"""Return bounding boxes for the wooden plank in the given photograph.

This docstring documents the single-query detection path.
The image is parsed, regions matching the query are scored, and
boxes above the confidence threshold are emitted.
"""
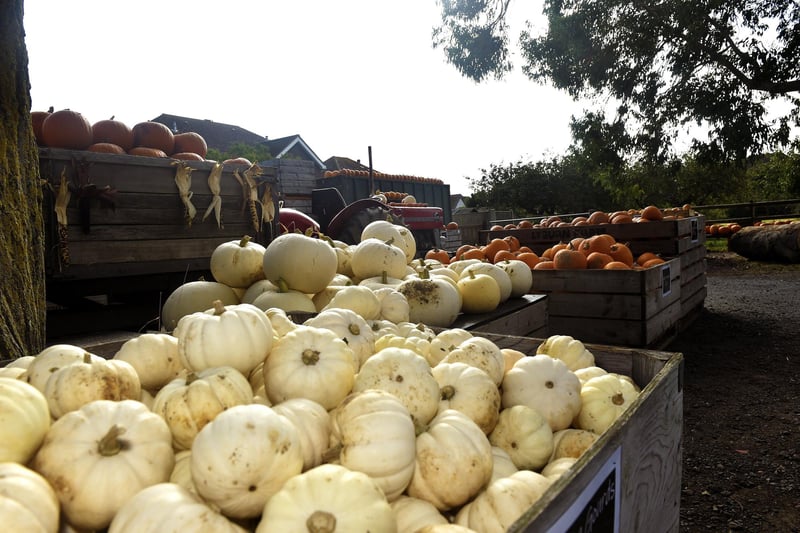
[451,295,547,337]
[547,299,682,347]
[68,237,229,264]
[65,221,253,242]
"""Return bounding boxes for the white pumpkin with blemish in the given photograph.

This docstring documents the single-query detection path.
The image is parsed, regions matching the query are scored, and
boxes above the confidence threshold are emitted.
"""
[489,405,553,471]
[190,404,303,519]
[151,366,254,451]
[210,235,267,288]
[272,398,331,471]
[353,347,440,432]
[113,333,183,391]
[432,362,501,435]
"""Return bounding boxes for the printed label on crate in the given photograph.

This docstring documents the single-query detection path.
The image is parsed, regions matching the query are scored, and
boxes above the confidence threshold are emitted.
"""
[661,264,672,297]
[552,446,621,533]
[690,217,700,242]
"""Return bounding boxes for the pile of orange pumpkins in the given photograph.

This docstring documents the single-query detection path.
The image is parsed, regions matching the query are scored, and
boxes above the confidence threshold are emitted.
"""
[491,205,693,231]
[31,108,209,161]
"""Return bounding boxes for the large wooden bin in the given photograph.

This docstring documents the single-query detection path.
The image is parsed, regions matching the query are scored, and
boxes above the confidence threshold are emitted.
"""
[450,294,548,338]
[530,258,682,347]
[39,148,280,337]
[484,333,683,533]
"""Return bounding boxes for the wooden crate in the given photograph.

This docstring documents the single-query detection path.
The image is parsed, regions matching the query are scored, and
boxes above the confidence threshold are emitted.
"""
[450,294,548,337]
[39,148,280,338]
[530,258,682,347]
[40,148,280,281]
[440,229,462,253]
[479,333,683,533]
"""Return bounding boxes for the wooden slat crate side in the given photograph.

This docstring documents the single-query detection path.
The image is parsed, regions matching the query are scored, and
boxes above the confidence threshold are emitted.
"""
[48,259,213,281]
[679,243,707,267]
[547,298,682,346]
[64,221,254,242]
[465,298,548,337]
[544,284,680,320]
[509,351,683,532]
[604,215,704,240]
[39,148,277,196]
[68,237,233,265]
[625,234,705,256]
[63,203,254,228]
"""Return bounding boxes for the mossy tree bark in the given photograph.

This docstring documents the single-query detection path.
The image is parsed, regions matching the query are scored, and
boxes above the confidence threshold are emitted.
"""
[0,0,47,358]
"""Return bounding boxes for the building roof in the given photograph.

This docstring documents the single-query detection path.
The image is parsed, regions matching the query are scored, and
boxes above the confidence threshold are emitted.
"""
[265,135,326,170]
[152,113,267,152]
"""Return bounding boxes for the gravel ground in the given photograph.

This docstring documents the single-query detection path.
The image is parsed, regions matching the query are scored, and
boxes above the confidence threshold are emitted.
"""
[665,252,800,532]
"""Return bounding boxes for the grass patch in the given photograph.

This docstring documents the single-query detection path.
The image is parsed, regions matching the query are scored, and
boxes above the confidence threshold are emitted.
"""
[705,238,729,253]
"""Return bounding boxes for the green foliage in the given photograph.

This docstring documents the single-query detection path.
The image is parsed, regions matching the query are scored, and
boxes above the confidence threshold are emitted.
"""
[434,0,800,161]
[206,142,272,164]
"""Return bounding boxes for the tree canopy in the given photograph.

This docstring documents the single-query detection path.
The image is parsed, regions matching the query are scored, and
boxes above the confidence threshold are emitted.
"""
[433,0,800,161]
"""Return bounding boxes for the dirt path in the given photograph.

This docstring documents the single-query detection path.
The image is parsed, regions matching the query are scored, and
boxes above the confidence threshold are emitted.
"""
[665,252,800,532]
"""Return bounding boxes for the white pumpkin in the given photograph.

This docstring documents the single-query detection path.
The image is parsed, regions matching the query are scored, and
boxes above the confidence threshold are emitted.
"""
[374,286,411,323]
[191,404,303,519]
[502,354,582,432]
[264,325,356,410]
[459,262,513,303]
[174,301,273,376]
[44,355,142,419]
[328,389,417,501]
[374,333,432,361]
[351,237,409,281]
[549,428,601,462]
[252,287,317,313]
[32,399,174,530]
[490,445,519,483]
[575,373,640,434]
[109,482,247,533]
[541,456,578,480]
[455,470,552,533]
[272,398,331,471]
[440,336,505,387]
[501,348,526,374]
[0,378,50,464]
[25,344,101,393]
[489,405,554,471]
[391,495,450,533]
[428,328,473,366]
[361,220,416,263]
[359,271,405,290]
[113,333,184,391]
[397,276,462,328]
[407,409,493,511]
[240,279,279,304]
[304,307,375,369]
[322,284,382,320]
[160,280,240,332]
[536,334,596,371]
[369,319,401,339]
[0,462,60,533]
[495,259,534,297]
[152,366,254,450]
[263,306,300,338]
[432,362,501,434]
[262,232,338,294]
[256,464,397,533]
[169,450,198,495]
[353,347,440,432]
[210,235,267,288]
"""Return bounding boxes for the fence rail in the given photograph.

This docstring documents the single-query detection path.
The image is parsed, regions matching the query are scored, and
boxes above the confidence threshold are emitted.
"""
[693,198,800,226]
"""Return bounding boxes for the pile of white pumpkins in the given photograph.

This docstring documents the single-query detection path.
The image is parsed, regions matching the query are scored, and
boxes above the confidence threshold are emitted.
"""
[0,222,643,533]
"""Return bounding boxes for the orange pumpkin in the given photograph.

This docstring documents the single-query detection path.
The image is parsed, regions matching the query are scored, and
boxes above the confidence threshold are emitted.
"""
[132,121,175,154]
[641,205,664,221]
[173,132,208,158]
[128,146,168,158]
[30,110,51,145]
[585,252,614,269]
[553,248,588,269]
[533,260,555,270]
[604,261,632,270]
[87,142,126,154]
[41,109,93,150]
[608,243,634,267]
[92,118,134,151]
[425,248,450,264]
[515,252,540,269]
[482,238,511,263]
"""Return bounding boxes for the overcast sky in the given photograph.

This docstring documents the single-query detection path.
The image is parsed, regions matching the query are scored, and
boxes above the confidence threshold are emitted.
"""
[24,1,589,196]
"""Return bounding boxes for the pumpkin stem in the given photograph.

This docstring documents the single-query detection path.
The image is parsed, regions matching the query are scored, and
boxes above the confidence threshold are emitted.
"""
[307,510,336,533]
[301,348,321,366]
[440,384,456,401]
[612,392,625,406]
[83,352,92,364]
[212,299,226,315]
[321,444,342,463]
[185,372,200,385]
[98,424,127,456]
[276,278,290,293]
[381,270,389,284]
[239,235,252,247]
[348,323,360,336]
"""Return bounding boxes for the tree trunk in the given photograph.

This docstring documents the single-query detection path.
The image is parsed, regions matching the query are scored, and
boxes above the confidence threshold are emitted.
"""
[0,0,47,358]
[728,223,800,263]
